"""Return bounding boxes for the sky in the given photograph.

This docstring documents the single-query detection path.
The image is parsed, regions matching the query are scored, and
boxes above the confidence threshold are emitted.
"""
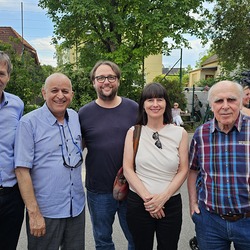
[0,0,211,68]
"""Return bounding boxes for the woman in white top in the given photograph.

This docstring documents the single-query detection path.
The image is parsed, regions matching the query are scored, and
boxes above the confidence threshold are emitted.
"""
[171,102,184,126]
[123,82,189,250]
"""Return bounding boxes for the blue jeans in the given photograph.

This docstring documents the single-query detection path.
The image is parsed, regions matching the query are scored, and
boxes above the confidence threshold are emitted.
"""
[87,190,134,250]
[193,205,250,250]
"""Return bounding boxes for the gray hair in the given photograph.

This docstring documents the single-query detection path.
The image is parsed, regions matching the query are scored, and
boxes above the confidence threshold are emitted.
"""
[207,80,243,105]
[0,51,12,75]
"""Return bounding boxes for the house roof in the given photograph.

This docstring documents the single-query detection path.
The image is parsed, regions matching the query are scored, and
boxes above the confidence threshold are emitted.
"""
[201,54,218,67]
[0,26,39,64]
[162,68,180,75]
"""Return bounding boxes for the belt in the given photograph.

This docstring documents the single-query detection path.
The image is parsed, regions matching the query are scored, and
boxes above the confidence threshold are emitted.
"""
[0,184,18,196]
[220,212,250,222]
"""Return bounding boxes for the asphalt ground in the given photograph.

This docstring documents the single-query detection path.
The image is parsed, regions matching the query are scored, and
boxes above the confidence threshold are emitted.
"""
[17,133,196,249]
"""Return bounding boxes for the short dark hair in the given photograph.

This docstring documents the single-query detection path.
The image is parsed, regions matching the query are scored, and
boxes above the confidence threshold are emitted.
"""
[0,51,12,75]
[89,60,121,81]
[136,82,172,125]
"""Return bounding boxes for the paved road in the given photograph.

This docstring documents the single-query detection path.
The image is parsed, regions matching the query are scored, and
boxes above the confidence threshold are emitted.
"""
[17,134,196,249]
[17,182,194,250]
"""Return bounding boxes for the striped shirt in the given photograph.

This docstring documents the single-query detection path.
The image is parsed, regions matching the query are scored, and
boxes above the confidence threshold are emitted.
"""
[189,113,250,215]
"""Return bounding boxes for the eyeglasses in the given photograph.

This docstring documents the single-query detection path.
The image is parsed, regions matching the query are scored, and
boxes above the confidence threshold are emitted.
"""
[61,148,83,168]
[95,75,117,83]
[59,124,83,168]
[152,132,162,149]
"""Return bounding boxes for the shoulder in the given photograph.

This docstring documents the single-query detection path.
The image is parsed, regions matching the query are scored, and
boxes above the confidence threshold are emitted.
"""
[170,124,187,136]
[67,108,77,116]
[121,97,138,107]
[17,108,43,132]
[120,97,138,115]
[241,107,250,116]
[4,92,24,107]
[78,100,95,113]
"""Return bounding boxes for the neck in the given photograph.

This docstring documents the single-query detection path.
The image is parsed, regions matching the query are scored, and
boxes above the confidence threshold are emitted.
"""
[147,118,165,131]
[218,123,233,134]
[96,96,121,108]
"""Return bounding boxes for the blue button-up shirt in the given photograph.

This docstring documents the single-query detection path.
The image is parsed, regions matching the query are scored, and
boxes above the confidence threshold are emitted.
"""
[0,92,24,187]
[189,113,250,215]
[15,103,85,218]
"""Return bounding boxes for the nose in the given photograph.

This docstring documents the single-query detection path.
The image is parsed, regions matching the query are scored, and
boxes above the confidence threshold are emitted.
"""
[153,99,158,106]
[103,77,110,84]
[222,100,229,108]
[57,90,64,98]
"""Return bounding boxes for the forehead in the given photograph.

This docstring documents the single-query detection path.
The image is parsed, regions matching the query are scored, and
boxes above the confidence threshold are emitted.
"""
[95,64,114,75]
[0,61,8,71]
[212,84,240,101]
[46,77,72,90]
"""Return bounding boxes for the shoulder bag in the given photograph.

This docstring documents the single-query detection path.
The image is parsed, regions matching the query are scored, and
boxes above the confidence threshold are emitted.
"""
[113,125,141,201]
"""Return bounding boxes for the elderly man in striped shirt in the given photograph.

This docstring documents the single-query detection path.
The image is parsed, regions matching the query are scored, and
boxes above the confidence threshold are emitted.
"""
[188,80,250,250]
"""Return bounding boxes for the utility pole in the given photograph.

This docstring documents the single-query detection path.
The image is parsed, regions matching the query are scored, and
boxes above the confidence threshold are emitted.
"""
[21,2,24,62]
[179,48,182,85]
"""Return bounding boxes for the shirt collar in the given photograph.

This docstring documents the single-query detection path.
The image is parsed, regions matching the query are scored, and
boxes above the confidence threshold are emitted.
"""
[0,92,8,107]
[42,103,69,126]
[211,113,242,133]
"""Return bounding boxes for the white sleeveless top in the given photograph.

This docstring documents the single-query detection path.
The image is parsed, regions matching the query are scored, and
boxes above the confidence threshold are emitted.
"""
[132,124,183,195]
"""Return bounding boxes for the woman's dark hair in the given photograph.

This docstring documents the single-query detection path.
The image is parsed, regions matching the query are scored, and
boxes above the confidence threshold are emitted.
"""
[136,82,172,125]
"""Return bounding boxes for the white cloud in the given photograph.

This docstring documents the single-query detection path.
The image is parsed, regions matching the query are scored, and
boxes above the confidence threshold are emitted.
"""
[30,36,57,67]
[30,36,55,52]
[163,37,212,69]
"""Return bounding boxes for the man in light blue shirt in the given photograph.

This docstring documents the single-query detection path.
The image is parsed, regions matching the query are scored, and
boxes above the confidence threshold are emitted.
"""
[0,51,24,249]
[15,73,85,249]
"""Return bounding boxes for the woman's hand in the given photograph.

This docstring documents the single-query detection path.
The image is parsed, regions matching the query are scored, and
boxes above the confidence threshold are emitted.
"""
[144,194,166,218]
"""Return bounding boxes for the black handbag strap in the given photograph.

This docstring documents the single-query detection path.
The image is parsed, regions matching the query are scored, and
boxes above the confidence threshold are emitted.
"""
[133,125,142,169]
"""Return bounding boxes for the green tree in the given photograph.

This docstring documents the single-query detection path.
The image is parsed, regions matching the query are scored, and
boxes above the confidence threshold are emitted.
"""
[207,0,250,71]
[195,48,215,68]
[154,74,187,110]
[0,41,56,113]
[39,0,212,99]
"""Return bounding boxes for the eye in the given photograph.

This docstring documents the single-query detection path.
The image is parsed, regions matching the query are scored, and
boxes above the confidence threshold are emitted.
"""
[157,98,164,102]
[62,90,70,94]
[107,76,117,81]
[95,76,106,82]
[227,98,237,103]
[214,99,223,104]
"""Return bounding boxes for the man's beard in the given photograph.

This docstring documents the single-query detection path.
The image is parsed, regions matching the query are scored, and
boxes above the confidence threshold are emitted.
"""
[98,87,118,101]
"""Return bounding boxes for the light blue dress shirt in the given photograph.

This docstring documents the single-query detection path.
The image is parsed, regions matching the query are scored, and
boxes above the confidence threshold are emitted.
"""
[0,91,24,187]
[14,103,85,218]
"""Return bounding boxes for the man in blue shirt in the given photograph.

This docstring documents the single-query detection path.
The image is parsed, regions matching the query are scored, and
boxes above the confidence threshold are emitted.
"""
[15,73,85,249]
[0,51,24,250]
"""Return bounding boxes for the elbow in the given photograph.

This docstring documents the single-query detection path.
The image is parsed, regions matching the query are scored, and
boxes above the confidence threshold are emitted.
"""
[15,167,29,180]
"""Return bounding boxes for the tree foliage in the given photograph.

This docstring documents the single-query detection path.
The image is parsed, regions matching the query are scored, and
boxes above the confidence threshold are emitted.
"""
[207,0,250,71]
[39,0,212,99]
[195,48,215,68]
[0,41,56,113]
[154,74,187,110]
